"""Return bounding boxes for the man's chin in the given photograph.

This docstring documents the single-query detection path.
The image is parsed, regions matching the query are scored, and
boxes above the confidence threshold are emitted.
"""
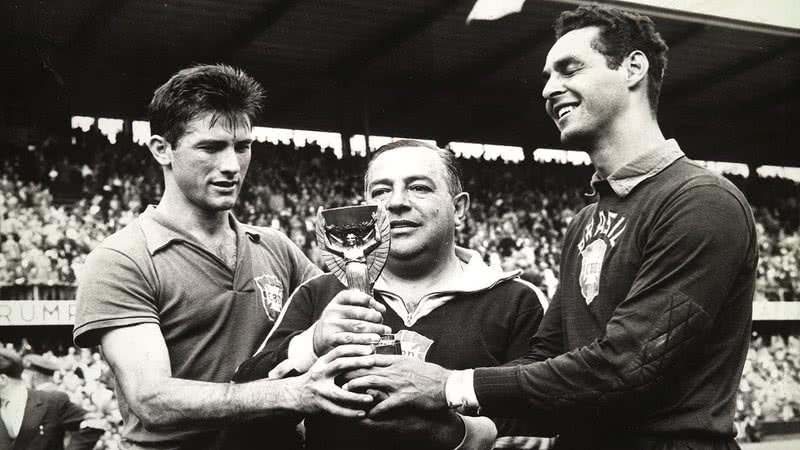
[559,128,592,150]
[388,246,423,263]
[204,199,237,212]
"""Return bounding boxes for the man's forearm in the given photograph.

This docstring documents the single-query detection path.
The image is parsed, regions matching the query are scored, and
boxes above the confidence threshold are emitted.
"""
[131,376,304,429]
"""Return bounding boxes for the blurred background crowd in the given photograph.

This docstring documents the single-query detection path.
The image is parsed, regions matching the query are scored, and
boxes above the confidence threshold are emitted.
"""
[1,126,799,447]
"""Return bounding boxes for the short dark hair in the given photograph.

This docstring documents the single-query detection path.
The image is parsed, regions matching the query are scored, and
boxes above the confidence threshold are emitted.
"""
[0,348,23,379]
[148,64,265,146]
[555,4,669,112]
[365,139,463,196]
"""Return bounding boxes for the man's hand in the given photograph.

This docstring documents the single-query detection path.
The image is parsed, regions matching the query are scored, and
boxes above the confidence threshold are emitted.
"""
[289,344,378,417]
[341,355,451,416]
[313,289,391,356]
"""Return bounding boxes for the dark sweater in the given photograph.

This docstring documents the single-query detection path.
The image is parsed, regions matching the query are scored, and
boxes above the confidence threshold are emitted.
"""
[473,155,757,449]
[235,255,547,449]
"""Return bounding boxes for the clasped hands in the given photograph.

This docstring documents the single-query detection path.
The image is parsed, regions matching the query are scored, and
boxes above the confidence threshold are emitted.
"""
[286,289,461,444]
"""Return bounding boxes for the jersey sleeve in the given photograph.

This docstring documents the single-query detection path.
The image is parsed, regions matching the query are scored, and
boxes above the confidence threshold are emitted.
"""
[473,183,757,431]
[73,245,159,348]
[272,229,322,290]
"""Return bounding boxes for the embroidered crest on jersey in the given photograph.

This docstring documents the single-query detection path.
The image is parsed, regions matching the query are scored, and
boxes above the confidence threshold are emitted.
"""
[577,209,627,305]
[254,274,284,321]
[395,329,434,360]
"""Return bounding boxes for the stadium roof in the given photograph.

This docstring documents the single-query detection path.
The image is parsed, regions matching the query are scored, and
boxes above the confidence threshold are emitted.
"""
[3,0,799,166]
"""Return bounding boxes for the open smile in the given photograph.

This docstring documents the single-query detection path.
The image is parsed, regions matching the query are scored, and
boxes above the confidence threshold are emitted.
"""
[552,102,579,123]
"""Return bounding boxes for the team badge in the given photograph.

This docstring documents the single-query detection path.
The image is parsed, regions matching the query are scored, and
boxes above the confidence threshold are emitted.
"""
[395,329,434,360]
[254,274,284,321]
[579,239,607,305]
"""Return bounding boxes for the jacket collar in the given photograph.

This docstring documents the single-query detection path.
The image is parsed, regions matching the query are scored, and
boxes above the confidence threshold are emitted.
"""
[374,247,519,327]
[589,139,684,198]
[373,247,519,296]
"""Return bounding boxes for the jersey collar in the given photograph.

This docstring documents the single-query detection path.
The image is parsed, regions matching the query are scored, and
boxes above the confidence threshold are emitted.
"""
[138,205,259,255]
[589,139,685,198]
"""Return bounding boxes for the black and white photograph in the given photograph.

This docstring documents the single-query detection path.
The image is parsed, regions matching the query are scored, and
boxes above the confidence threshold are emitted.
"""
[1,1,799,449]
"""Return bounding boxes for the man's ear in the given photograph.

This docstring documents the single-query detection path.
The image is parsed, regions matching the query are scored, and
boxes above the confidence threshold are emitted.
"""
[453,192,470,228]
[148,135,173,167]
[624,50,649,90]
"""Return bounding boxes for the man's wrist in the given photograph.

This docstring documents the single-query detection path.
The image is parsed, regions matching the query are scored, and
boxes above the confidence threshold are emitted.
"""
[274,375,306,414]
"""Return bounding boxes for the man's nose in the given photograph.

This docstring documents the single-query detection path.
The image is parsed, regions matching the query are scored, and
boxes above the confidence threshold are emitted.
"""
[542,74,565,100]
[218,147,240,175]
[386,188,410,210]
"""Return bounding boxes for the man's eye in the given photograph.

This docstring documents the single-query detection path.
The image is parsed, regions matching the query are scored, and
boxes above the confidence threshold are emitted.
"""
[235,144,251,153]
[410,185,432,192]
[370,189,389,197]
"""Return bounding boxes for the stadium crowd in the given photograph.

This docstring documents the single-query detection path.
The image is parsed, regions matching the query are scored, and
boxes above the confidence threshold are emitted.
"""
[1,127,799,445]
[2,126,798,301]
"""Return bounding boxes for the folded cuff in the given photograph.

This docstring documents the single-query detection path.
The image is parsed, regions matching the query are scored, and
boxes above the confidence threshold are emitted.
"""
[455,415,498,450]
[446,369,480,409]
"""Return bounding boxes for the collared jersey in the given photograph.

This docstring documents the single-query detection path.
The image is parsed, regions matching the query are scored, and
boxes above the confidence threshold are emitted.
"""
[472,140,758,449]
[73,206,320,448]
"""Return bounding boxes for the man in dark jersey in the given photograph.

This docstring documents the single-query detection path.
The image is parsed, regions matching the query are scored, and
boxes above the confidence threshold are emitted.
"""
[73,64,378,450]
[341,5,758,450]
[234,140,551,449]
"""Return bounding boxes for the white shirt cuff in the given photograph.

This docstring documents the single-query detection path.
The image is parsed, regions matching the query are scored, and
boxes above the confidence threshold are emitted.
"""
[454,415,497,450]
[446,369,480,409]
[286,323,319,373]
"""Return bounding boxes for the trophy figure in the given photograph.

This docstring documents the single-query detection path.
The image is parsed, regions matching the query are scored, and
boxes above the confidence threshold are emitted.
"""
[315,204,390,294]
[317,204,400,356]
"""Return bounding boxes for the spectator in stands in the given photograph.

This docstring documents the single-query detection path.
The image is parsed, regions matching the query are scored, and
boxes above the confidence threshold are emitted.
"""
[0,348,103,450]
[73,64,377,450]
[23,354,62,391]
[342,5,758,449]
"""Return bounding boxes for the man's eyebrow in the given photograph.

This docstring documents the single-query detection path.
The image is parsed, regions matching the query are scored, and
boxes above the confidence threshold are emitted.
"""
[193,137,254,146]
[193,139,229,147]
[367,175,435,189]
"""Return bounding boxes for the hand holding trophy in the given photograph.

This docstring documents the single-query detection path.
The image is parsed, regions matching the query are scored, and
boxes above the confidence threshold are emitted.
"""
[316,205,400,355]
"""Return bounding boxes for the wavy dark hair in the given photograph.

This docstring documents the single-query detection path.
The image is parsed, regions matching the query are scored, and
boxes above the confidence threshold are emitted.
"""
[555,4,669,113]
[148,64,265,146]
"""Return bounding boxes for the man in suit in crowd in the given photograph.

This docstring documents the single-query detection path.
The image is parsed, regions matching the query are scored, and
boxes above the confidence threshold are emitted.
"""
[0,348,103,450]
[22,355,61,392]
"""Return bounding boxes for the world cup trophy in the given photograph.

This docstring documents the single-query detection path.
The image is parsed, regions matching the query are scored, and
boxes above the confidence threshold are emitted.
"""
[316,204,400,354]
[315,204,390,293]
